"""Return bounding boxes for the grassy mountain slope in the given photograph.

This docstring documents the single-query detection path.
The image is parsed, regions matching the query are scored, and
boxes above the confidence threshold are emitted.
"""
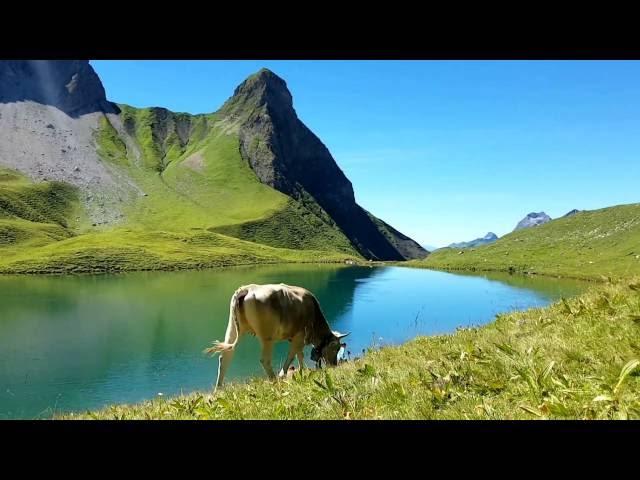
[0,227,354,274]
[409,204,640,280]
[216,68,427,261]
[104,107,358,253]
[0,168,80,250]
[0,105,361,273]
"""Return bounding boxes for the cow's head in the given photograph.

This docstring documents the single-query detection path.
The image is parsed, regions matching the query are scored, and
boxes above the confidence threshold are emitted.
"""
[311,331,350,367]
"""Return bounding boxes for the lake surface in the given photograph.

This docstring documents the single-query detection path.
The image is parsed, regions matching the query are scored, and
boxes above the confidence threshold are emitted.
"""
[0,265,588,419]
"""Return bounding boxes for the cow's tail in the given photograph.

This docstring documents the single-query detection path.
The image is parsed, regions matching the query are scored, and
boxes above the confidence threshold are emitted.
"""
[203,287,247,356]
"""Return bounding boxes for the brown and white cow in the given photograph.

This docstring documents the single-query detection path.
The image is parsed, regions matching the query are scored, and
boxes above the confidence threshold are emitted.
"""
[204,283,349,389]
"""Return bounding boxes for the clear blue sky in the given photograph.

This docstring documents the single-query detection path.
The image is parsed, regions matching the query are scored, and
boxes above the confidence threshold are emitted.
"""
[91,60,640,248]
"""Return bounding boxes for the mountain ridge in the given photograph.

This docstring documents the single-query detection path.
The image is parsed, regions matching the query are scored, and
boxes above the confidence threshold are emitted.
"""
[218,68,424,260]
[448,232,498,249]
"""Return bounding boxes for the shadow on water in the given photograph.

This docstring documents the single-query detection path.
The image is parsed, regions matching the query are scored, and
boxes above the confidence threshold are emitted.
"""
[442,270,590,299]
[0,264,379,419]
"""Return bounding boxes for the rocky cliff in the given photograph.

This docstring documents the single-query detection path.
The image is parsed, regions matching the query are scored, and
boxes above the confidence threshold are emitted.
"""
[218,68,426,260]
[513,212,551,231]
[0,60,118,117]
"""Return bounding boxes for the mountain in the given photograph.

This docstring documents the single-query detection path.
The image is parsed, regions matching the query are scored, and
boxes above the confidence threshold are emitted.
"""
[415,203,640,280]
[422,244,439,252]
[216,68,425,261]
[448,232,498,249]
[0,61,426,273]
[563,209,581,217]
[0,60,118,117]
[513,212,551,231]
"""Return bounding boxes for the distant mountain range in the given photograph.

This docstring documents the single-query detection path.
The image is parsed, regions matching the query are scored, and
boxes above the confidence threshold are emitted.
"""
[512,210,581,232]
[447,232,498,249]
[430,208,582,253]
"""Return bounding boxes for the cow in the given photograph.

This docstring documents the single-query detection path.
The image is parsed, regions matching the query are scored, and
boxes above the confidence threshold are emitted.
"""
[203,283,350,389]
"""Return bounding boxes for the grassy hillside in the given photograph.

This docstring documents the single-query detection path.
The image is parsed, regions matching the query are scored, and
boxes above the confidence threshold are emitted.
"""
[0,228,355,274]
[0,168,80,250]
[62,278,640,420]
[410,204,640,280]
[0,106,361,273]
[211,198,356,254]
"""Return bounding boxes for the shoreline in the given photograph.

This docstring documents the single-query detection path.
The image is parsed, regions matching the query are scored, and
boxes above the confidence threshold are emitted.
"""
[0,253,379,277]
[0,258,368,277]
[399,261,608,283]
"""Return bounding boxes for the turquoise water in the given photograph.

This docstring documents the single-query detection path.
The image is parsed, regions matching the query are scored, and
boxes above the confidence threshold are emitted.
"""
[0,265,587,419]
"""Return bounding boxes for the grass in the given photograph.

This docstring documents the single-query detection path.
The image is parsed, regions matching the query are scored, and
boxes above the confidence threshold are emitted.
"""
[98,107,361,257]
[0,168,82,228]
[211,198,356,254]
[0,167,80,252]
[60,277,640,420]
[100,111,291,231]
[0,228,359,274]
[411,203,640,281]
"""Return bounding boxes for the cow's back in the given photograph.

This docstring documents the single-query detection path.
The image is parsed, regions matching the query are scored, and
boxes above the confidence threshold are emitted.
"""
[238,284,315,340]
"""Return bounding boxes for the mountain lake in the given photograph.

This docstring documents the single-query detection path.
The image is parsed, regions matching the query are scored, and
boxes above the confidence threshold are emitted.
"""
[0,264,589,419]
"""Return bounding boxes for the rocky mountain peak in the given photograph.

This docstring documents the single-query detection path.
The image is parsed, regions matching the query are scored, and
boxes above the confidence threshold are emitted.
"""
[220,68,293,120]
[217,68,427,261]
[513,211,552,231]
[0,60,117,117]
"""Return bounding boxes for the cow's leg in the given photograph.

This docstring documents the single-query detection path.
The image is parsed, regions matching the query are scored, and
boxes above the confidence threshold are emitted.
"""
[279,335,305,377]
[216,349,235,389]
[279,347,297,378]
[259,339,276,380]
[297,351,305,370]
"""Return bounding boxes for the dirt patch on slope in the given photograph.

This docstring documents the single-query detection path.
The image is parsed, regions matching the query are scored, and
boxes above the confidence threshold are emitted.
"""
[182,151,205,172]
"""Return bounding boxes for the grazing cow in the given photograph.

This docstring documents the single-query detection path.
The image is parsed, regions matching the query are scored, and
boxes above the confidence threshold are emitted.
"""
[204,283,350,389]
